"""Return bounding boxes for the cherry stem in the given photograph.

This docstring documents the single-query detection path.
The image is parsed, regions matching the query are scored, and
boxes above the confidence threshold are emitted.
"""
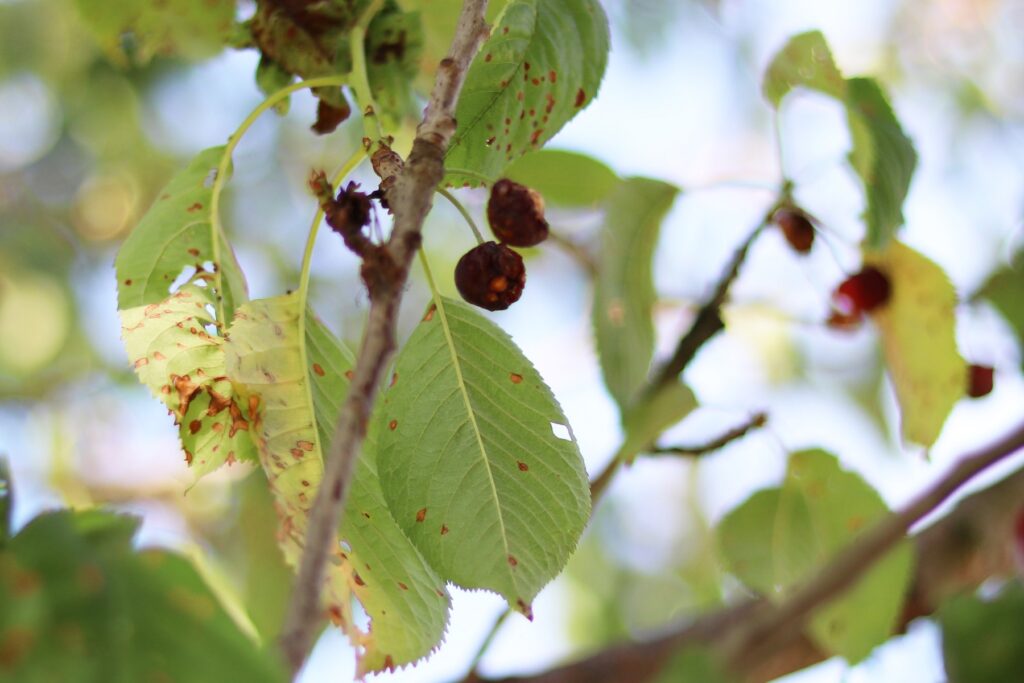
[438,187,486,245]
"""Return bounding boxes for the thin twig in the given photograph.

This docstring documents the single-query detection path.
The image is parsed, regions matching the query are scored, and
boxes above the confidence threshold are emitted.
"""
[644,204,781,399]
[459,419,1024,683]
[278,1,490,675]
[548,230,598,277]
[649,412,767,457]
[461,608,512,682]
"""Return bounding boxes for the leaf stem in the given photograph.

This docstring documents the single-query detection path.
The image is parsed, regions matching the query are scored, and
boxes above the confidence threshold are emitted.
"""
[350,0,386,142]
[209,75,349,325]
[438,187,485,244]
[462,608,511,681]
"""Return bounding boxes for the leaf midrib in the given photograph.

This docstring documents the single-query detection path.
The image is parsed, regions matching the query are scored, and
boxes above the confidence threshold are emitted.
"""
[431,297,517,593]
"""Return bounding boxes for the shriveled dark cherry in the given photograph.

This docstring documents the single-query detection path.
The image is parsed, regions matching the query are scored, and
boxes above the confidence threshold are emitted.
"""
[966,364,994,398]
[834,266,892,315]
[487,179,549,247]
[773,207,815,254]
[455,241,526,311]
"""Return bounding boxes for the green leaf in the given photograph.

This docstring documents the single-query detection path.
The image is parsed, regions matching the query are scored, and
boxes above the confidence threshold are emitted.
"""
[503,149,619,207]
[762,30,847,106]
[867,240,965,446]
[255,56,294,115]
[377,297,590,616]
[0,510,283,683]
[979,249,1024,371]
[717,450,913,663]
[763,32,917,249]
[444,0,610,186]
[592,178,680,410]
[619,380,697,464]
[73,0,236,65]
[223,294,449,674]
[940,583,1024,683]
[115,146,248,318]
[119,284,257,479]
[366,7,424,126]
[845,78,918,250]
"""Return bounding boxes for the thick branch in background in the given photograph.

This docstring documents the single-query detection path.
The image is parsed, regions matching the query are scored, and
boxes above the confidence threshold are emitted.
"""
[469,420,1024,683]
[278,1,490,675]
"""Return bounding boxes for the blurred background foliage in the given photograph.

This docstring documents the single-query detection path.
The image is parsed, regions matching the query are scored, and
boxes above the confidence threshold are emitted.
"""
[1,0,1023,681]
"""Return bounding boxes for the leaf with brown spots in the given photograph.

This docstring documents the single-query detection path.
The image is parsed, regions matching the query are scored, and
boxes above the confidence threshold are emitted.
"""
[115,146,248,318]
[444,0,610,186]
[717,450,912,662]
[119,283,257,480]
[224,294,450,675]
[866,241,965,446]
[377,297,590,617]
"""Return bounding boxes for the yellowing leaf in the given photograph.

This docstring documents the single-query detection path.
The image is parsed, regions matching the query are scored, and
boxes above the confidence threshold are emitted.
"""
[867,241,965,446]
[224,295,449,674]
[119,283,256,478]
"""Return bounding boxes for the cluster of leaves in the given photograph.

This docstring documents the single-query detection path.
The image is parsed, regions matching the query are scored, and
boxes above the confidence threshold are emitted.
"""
[13,0,1021,680]
[90,0,612,675]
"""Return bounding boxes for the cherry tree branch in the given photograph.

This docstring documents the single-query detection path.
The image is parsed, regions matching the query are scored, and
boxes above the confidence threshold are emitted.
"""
[650,412,767,457]
[466,418,1024,683]
[278,1,490,674]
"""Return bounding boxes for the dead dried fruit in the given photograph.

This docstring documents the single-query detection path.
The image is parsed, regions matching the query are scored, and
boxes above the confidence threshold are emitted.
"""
[454,241,526,311]
[773,207,815,254]
[487,179,549,247]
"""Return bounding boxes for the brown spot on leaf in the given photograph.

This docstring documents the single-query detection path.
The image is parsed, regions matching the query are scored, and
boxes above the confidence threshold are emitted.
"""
[423,304,436,321]
[187,247,201,257]
[575,88,586,107]
[388,419,398,431]
[530,128,544,145]
[440,524,449,535]
[517,461,529,472]
[328,605,345,626]
[509,372,523,384]
[124,279,133,286]
[183,449,193,465]
[189,420,202,434]
[134,357,149,368]
[187,202,203,212]
[549,70,557,82]
[352,571,365,586]
[297,440,314,451]
[344,370,354,381]
[361,511,371,519]
[397,582,408,591]
[390,372,398,387]
[383,655,395,672]
[312,363,325,376]
[484,53,492,62]
[508,555,518,567]
[291,448,304,460]
[416,508,427,522]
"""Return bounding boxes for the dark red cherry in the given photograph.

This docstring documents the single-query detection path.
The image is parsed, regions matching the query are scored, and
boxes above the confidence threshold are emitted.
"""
[834,266,892,315]
[966,364,994,398]
[454,241,526,311]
